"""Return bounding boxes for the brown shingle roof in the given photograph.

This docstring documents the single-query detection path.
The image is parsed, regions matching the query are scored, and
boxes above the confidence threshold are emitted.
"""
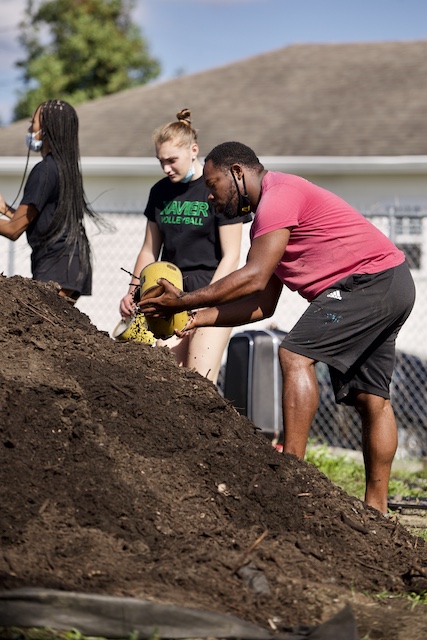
[1,40,427,157]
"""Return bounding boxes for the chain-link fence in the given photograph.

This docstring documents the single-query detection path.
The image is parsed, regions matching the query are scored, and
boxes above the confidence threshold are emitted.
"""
[311,352,427,459]
[219,334,427,461]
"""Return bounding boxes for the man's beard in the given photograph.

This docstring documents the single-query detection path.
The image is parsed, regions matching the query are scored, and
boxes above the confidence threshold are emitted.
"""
[221,185,241,219]
[222,202,241,219]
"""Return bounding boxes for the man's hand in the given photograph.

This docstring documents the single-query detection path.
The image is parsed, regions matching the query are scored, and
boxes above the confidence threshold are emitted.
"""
[139,278,185,317]
[174,311,199,337]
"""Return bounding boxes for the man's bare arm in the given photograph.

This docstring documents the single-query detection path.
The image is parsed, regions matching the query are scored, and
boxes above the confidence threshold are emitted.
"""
[139,228,290,314]
[178,274,284,334]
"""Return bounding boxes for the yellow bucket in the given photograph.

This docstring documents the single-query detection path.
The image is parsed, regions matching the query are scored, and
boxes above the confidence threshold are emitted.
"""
[139,261,189,339]
[112,313,156,345]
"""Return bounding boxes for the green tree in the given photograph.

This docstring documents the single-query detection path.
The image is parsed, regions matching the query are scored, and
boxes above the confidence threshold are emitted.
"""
[14,0,161,120]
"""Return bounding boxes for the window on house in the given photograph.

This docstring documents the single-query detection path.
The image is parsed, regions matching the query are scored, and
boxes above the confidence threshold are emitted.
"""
[395,217,422,236]
[363,205,424,271]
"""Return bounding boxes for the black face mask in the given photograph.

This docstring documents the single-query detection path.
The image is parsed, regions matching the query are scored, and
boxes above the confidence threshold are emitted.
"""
[231,169,251,215]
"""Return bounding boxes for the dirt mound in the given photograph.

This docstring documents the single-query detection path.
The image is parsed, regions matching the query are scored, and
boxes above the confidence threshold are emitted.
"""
[1,274,427,639]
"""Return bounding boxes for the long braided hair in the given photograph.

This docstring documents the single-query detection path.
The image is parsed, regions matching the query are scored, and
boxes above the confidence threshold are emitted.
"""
[35,100,100,282]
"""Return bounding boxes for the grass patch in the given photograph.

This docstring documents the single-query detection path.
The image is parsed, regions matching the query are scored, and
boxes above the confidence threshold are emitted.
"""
[306,444,366,500]
[305,442,427,507]
[370,590,427,609]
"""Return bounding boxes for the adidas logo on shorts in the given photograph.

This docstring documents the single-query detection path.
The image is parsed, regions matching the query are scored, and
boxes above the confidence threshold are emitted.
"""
[326,290,342,300]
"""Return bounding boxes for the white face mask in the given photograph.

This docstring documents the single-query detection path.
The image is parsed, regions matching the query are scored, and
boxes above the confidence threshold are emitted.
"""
[25,130,43,152]
[180,160,195,183]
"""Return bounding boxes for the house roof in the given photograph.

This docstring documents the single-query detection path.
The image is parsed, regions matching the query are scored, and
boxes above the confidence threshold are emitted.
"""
[1,40,427,158]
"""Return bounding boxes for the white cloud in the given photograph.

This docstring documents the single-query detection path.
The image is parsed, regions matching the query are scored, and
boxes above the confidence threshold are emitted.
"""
[0,0,26,38]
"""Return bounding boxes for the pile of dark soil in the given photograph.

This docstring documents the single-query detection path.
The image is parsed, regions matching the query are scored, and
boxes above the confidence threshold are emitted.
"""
[1,275,427,639]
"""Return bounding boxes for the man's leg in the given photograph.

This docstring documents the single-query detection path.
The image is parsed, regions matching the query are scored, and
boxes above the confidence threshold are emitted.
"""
[278,348,319,457]
[353,391,397,515]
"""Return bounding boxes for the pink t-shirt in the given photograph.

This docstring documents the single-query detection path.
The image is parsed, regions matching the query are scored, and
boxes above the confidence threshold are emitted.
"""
[250,172,405,301]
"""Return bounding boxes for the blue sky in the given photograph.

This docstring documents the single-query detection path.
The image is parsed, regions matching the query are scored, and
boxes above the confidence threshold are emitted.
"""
[1,0,427,125]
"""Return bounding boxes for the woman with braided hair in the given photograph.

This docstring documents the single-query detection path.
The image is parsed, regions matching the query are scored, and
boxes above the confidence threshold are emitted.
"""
[119,108,251,383]
[0,100,99,302]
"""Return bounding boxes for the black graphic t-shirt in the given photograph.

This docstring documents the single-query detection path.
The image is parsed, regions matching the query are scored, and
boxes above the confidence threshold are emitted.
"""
[144,176,252,279]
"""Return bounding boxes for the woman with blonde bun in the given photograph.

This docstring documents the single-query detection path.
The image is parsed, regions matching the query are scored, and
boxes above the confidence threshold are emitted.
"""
[120,108,251,383]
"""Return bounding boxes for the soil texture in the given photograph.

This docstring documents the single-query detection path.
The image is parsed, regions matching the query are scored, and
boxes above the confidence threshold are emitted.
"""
[1,275,427,639]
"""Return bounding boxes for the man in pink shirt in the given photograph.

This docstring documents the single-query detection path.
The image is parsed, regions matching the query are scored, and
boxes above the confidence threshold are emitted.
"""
[140,141,415,517]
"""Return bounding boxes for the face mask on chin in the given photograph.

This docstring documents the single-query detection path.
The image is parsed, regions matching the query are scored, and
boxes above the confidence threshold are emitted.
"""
[180,160,195,183]
[25,131,43,152]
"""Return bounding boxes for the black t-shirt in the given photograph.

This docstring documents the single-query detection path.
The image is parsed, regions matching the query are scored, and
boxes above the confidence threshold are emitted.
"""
[22,154,68,255]
[144,176,252,274]
[20,153,91,294]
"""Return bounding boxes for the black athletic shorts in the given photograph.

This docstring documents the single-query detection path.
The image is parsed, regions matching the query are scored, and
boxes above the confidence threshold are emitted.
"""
[280,262,415,405]
[181,268,215,293]
[32,253,92,296]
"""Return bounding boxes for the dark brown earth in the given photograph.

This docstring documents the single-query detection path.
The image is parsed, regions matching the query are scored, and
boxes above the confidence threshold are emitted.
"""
[1,274,427,639]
